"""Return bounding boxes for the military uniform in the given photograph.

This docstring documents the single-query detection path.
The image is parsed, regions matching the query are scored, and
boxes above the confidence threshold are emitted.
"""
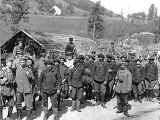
[39,61,60,120]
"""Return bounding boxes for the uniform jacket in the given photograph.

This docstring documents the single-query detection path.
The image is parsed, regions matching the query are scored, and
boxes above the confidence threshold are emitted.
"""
[28,66,38,86]
[85,62,95,76]
[68,63,86,88]
[12,46,24,57]
[106,61,117,81]
[144,63,158,81]
[132,65,144,83]
[92,61,108,82]
[115,69,132,93]
[65,42,76,53]
[39,66,61,94]
[15,66,35,93]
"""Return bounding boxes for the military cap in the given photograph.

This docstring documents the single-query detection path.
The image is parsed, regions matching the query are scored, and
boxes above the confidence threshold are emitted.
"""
[69,37,73,41]
[44,60,53,65]
[125,59,130,63]
[73,59,79,65]
[120,55,126,59]
[19,56,27,61]
[106,54,112,59]
[27,58,34,64]
[6,58,14,62]
[135,58,141,62]
[97,53,105,58]
[78,55,85,60]
[89,55,95,60]
[148,56,155,61]
[53,58,60,64]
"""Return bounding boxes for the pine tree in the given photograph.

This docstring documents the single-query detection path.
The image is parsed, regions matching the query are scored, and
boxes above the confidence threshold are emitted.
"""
[147,4,155,21]
[88,1,105,42]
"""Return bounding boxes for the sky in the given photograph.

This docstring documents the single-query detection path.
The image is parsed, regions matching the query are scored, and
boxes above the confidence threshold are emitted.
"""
[90,0,160,17]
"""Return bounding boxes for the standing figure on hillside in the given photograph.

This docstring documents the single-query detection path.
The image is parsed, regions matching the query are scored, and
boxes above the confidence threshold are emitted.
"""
[115,62,132,117]
[68,59,86,112]
[92,54,108,108]
[65,38,77,58]
[39,60,60,120]
[105,54,117,101]
[12,40,24,58]
[107,42,116,56]
[144,56,158,102]
[15,57,35,120]
[132,59,144,103]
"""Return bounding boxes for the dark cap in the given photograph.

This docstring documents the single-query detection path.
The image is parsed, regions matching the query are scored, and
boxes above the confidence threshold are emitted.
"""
[135,58,141,62]
[148,56,155,61]
[59,56,66,62]
[111,42,114,44]
[27,58,34,64]
[69,37,73,41]
[106,54,112,59]
[97,54,105,58]
[89,55,95,60]
[78,55,85,60]
[45,60,53,65]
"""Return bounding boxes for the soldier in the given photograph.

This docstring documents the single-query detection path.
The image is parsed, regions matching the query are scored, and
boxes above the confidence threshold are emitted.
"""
[64,53,74,69]
[107,42,116,56]
[144,56,158,102]
[115,62,132,117]
[1,58,15,120]
[27,58,38,110]
[68,59,86,112]
[39,60,60,120]
[105,54,117,100]
[65,38,77,57]
[132,59,144,103]
[15,57,35,120]
[12,40,24,58]
[12,51,23,71]
[92,54,108,108]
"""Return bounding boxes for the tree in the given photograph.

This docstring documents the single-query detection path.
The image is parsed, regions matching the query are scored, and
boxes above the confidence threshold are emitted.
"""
[0,0,29,34]
[88,1,105,42]
[147,4,155,21]
[154,7,158,19]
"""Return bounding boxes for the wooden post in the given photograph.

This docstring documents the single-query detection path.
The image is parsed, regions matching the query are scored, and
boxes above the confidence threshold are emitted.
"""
[0,47,1,70]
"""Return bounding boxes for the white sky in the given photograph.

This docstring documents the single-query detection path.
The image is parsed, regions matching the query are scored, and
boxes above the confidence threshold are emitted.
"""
[90,0,160,17]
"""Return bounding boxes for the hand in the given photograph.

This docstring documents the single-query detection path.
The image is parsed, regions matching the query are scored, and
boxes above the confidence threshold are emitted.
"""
[57,90,60,95]
[141,81,144,84]
[108,69,113,72]
[103,81,107,85]
[62,79,66,83]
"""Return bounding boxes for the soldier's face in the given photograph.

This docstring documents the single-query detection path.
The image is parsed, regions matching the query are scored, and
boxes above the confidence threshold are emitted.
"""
[67,55,72,60]
[54,62,59,67]
[137,61,140,65]
[107,58,112,62]
[98,57,104,62]
[6,61,13,68]
[60,59,65,64]
[19,43,23,47]
[27,60,33,66]
[20,60,26,67]
[46,64,52,69]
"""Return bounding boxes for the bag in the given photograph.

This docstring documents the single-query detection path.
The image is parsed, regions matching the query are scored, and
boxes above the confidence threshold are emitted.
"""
[82,75,93,85]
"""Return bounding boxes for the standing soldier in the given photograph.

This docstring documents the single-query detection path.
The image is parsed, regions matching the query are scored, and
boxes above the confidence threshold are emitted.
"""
[107,42,116,56]
[105,54,117,100]
[1,58,15,120]
[68,59,86,112]
[92,54,108,108]
[132,59,144,103]
[27,58,38,110]
[115,62,132,117]
[15,57,35,120]
[144,56,158,102]
[12,40,24,58]
[39,60,60,120]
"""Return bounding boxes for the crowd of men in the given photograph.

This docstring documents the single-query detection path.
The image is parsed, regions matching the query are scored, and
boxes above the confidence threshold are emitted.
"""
[0,37,160,120]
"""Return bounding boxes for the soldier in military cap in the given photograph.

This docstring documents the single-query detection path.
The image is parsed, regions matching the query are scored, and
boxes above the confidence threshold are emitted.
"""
[15,57,35,120]
[92,54,108,108]
[12,39,24,58]
[144,56,158,102]
[39,60,61,120]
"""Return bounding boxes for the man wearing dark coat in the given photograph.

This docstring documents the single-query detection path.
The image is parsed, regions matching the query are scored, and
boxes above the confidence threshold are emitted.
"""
[92,54,108,108]
[39,60,61,120]
[65,38,77,57]
[68,59,86,112]
[144,56,158,102]
[132,59,144,103]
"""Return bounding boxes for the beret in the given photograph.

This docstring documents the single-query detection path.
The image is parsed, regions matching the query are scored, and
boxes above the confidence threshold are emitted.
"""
[97,54,105,58]
[45,60,53,65]
[73,59,79,65]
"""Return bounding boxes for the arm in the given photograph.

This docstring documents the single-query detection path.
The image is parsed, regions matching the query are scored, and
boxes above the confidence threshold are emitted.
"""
[56,70,61,90]
[38,71,44,91]
[12,46,17,58]
[91,63,96,79]
[155,64,158,81]
[68,69,73,86]
[127,71,132,91]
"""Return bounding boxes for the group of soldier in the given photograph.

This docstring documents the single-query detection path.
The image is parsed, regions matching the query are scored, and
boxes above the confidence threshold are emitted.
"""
[0,37,160,120]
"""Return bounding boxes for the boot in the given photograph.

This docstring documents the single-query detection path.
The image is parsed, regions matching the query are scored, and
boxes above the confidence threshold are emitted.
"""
[6,106,13,120]
[138,96,142,103]
[124,106,130,117]
[101,95,107,108]
[76,100,81,112]
[32,98,36,110]
[0,106,3,120]
[145,90,149,101]
[95,93,100,106]
[124,111,130,117]
[52,107,59,120]
[70,100,76,112]
[17,109,22,120]
[134,94,138,102]
[149,90,154,102]
[43,107,48,120]
[58,97,61,111]
[116,103,123,113]
[26,110,32,120]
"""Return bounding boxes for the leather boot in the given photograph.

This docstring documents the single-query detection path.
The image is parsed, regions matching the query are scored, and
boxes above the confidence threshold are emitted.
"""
[124,106,130,117]
[6,106,13,120]
[95,93,100,106]
[17,109,22,120]
[70,100,76,112]
[149,90,154,102]
[138,96,142,103]
[26,110,32,120]
[76,100,81,112]
[43,107,48,120]
[52,107,59,120]
[134,94,137,102]
[0,106,3,120]
[101,95,107,108]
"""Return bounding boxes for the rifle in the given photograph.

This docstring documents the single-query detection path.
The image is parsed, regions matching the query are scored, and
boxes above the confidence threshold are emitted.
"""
[0,48,4,106]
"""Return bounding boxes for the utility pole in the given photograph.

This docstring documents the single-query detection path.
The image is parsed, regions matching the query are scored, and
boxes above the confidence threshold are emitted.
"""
[0,47,1,70]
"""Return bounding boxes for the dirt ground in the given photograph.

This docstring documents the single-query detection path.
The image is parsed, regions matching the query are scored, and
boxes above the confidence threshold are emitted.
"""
[2,93,160,120]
